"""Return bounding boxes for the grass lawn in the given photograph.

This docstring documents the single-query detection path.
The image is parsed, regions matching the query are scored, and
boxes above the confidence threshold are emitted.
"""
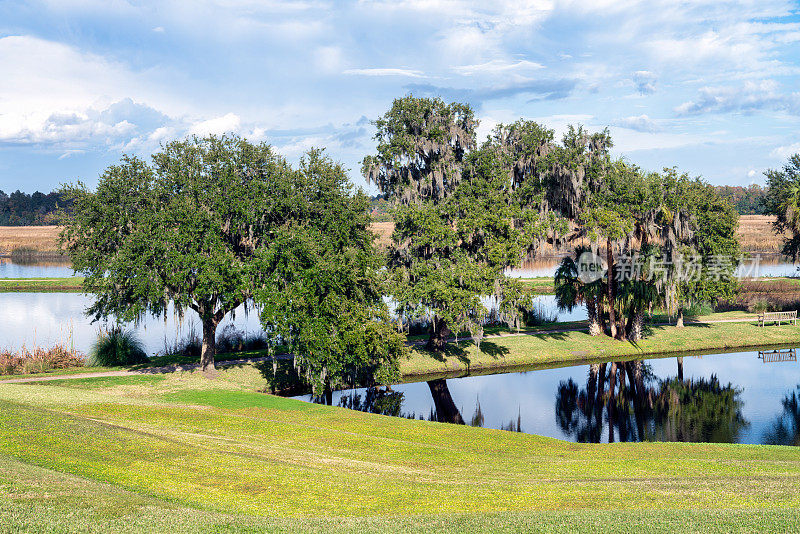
[0,277,83,292]
[400,320,800,379]
[1,365,800,532]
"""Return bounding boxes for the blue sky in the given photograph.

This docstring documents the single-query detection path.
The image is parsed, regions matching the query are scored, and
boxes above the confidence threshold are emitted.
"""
[1,0,799,193]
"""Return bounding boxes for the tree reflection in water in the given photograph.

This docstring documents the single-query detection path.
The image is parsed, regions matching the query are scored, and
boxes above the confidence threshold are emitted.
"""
[335,380,469,425]
[555,358,749,443]
[763,386,800,446]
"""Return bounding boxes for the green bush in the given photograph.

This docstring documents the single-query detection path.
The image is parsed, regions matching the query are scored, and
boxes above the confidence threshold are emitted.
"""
[89,327,149,367]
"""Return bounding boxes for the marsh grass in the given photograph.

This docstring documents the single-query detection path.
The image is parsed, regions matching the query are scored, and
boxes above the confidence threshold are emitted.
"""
[0,345,84,375]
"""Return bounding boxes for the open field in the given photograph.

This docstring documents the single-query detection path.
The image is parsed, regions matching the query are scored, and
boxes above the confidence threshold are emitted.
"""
[1,365,800,532]
[0,216,791,258]
[738,215,790,253]
[0,225,62,256]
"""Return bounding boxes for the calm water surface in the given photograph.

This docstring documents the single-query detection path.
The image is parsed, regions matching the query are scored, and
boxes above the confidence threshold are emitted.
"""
[0,259,74,278]
[0,293,264,356]
[296,349,800,446]
[0,293,582,356]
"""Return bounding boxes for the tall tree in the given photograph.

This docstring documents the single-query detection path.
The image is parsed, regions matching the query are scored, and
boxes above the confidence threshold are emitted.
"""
[257,150,407,398]
[364,96,528,351]
[764,154,800,260]
[62,135,297,372]
[362,95,477,205]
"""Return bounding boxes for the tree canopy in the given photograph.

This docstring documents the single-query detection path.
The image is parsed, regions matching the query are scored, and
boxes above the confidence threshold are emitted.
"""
[764,153,800,260]
[62,136,404,386]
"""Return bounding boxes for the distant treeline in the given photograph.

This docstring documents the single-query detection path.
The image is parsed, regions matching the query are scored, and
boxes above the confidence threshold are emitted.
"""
[0,190,69,226]
[369,196,392,222]
[713,185,767,215]
[0,184,769,226]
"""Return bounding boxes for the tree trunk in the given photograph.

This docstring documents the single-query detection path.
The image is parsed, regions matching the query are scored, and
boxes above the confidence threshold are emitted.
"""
[596,362,607,405]
[607,362,619,443]
[201,317,219,373]
[427,379,464,424]
[597,292,608,335]
[587,297,602,336]
[324,387,333,406]
[426,316,452,352]
[608,362,618,401]
[625,362,646,441]
[606,239,617,339]
[587,364,599,405]
[677,357,684,381]
[628,310,644,342]
[676,308,684,328]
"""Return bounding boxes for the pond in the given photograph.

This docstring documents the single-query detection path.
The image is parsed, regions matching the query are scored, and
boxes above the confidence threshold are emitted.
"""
[0,292,583,356]
[0,292,264,356]
[0,258,74,278]
[295,348,800,446]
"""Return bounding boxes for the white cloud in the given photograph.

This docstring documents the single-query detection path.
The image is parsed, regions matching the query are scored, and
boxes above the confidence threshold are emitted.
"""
[187,113,242,137]
[675,80,800,115]
[612,114,662,133]
[314,46,345,74]
[452,59,545,76]
[0,35,186,148]
[771,142,800,160]
[343,68,424,77]
[632,70,656,94]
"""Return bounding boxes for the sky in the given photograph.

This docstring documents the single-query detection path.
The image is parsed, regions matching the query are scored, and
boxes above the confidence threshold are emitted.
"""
[1,0,799,194]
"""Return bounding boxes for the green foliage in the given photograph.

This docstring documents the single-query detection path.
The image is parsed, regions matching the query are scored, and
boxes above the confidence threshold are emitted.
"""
[764,153,800,260]
[362,94,477,204]
[364,96,536,349]
[653,376,748,443]
[257,150,407,394]
[0,189,68,225]
[714,184,767,215]
[89,327,148,367]
[60,135,297,369]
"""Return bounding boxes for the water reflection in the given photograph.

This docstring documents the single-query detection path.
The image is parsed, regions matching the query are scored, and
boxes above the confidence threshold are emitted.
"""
[0,293,263,356]
[763,386,800,446]
[555,363,749,443]
[299,350,800,445]
[0,258,74,278]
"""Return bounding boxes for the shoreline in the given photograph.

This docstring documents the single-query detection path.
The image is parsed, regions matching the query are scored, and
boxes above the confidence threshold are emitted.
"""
[399,319,800,381]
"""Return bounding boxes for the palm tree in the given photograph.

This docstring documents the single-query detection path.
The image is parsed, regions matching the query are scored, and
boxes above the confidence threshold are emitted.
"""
[555,246,605,336]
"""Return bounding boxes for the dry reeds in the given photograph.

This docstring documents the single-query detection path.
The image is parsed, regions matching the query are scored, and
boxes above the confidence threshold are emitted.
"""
[737,215,789,253]
[0,345,85,375]
[0,225,63,257]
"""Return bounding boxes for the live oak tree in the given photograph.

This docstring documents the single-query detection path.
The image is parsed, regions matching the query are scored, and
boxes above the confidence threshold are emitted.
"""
[61,135,298,372]
[364,96,535,352]
[257,150,407,400]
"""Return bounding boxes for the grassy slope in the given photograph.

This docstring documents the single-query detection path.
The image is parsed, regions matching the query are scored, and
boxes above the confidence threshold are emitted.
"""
[400,321,800,379]
[1,366,800,532]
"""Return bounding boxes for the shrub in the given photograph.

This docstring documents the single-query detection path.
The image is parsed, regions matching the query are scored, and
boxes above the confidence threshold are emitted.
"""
[747,298,771,314]
[522,301,558,326]
[89,327,148,367]
[0,346,84,376]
